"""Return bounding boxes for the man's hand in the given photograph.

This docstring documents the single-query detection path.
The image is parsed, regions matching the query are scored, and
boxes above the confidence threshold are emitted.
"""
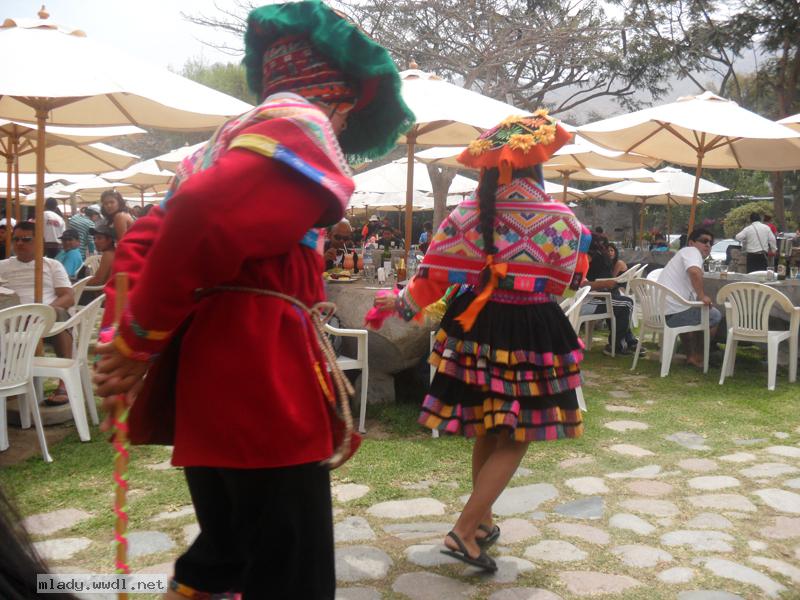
[324,247,337,263]
[700,294,713,306]
[93,341,148,431]
[373,294,396,310]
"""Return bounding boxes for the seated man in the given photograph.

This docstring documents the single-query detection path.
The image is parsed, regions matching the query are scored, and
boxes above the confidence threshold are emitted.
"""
[54,229,84,278]
[0,222,75,404]
[323,219,354,270]
[376,225,404,250]
[658,227,722,368]
[579,237,642,356]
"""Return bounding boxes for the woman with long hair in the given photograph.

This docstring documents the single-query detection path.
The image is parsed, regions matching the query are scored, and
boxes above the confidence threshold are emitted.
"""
[371,113,590,572]
[100,190,134,242]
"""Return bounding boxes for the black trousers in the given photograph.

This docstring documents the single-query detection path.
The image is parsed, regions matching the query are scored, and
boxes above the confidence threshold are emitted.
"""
[174,463,335,599]
[746,253,768,273]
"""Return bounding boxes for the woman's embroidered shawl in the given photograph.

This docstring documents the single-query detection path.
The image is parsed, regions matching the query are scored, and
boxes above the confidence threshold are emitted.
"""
[416,177,591,296]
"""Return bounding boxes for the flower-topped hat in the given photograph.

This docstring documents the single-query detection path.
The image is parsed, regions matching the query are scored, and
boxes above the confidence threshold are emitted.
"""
[457,111,572,184]
[244,1,415,160]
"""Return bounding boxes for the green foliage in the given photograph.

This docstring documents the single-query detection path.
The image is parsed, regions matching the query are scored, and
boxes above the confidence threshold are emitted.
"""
[179,57,256,105]
[722,200,774,238]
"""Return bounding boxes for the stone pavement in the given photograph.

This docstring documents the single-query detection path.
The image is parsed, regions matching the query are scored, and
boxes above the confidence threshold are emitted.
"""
[24,425,800,599]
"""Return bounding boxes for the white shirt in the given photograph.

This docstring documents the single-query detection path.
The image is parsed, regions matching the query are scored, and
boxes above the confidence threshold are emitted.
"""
[735,221,776,254]
[42,210,66,244]
[657,246,704,315]
[0,257,71,305]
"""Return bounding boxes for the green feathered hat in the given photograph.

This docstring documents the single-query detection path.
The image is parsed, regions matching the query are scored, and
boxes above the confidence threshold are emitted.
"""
[244,1,415,160]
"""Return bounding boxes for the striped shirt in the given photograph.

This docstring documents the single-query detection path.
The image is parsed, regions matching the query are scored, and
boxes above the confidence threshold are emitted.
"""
[68,214,96,259]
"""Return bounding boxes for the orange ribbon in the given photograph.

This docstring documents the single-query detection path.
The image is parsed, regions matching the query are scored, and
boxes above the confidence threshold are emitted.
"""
[455,256,508,332]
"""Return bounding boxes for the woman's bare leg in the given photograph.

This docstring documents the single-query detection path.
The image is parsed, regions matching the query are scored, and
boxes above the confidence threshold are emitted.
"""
[445,434,530,558]
[472,434,499,535]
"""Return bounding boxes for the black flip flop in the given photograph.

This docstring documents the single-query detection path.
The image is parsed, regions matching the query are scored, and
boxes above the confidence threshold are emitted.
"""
[476,524,500,548]
[440,531,498,572]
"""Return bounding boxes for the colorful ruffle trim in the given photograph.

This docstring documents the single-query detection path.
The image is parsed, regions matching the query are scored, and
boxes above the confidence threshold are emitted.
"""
[432,328,585,367]
[430,352,582,397]
[419,395,583,441]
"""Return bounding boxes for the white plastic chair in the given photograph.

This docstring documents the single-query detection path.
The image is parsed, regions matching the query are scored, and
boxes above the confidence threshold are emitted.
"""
[560,286,591,412]
[32,295,106,441]
[717,282,799,391]
[70,276,93,311]
[629,278,709,377]
[560,286,592,334]
[0,304,56,462]
[81,254,102,276]
[323,323,368,433]
[576,291,617,356]
[646,268,663,281]
[623,264,648,328]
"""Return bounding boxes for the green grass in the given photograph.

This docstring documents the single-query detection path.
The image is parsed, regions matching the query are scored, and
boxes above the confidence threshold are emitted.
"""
[2,339,800,598]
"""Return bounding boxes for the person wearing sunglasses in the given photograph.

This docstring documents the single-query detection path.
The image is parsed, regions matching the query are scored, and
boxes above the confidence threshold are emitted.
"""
[323,219,354,270]
[0,222,75,404]
[657,227,722,368]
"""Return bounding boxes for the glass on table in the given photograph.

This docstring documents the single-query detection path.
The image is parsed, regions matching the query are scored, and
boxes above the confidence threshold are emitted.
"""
[791,266,799,280]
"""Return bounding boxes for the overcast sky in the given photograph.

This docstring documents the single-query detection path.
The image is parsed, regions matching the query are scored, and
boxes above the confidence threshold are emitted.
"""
[4,0,243,70]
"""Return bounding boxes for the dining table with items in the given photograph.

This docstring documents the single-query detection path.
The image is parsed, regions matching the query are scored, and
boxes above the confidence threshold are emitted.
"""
[324,249,435,404]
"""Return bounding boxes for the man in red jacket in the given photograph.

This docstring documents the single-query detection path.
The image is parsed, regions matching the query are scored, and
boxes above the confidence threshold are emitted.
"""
[94,3,413,599]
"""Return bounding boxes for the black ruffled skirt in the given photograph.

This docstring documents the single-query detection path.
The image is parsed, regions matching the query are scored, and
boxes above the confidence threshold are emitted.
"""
[418,290,584,441]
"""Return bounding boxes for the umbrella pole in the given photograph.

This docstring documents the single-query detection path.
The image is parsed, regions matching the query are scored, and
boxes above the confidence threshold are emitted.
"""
[404,129,417,261]
[638,198,646,248]
[667,201,672,239]
[687,150,705,234]
[140,189,144,208]
[563,173,570,203]
[34,105,47,304]
[5,153,12,257]
[13,138,21,224]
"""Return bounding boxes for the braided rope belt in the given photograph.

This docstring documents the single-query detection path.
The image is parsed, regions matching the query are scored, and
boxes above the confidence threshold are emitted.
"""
[195,286,355,468]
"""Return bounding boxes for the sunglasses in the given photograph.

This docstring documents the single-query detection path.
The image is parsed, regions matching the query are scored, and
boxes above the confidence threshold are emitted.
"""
[332,235,352,241]
[696,237,713,245]
[12,236,33,243]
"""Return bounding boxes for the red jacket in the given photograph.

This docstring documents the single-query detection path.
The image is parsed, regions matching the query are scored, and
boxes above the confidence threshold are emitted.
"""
[105,148,344,469]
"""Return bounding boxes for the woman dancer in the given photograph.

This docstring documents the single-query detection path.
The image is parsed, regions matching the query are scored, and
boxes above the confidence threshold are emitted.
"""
[371,113,590,571]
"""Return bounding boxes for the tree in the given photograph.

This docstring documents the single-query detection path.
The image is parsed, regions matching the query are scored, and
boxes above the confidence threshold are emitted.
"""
[722,199,774,238]
[180,57,256,105]
[615,0,800,229]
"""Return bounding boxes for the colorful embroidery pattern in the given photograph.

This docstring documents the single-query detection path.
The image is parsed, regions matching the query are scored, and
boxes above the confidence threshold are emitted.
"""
[418,178,590,296]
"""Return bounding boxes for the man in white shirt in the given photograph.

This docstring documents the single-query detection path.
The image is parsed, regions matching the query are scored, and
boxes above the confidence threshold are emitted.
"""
[735,212,777,273]
[0,222,75,404]
[658,228,722,368]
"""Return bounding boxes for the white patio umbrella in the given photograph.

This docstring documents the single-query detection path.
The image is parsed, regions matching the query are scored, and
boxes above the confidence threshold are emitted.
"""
[154,142,207,172]
[355,158,476,197]
[544,136,661,200]
[416,146,586,200]
[578,91,800,234]
[777,114,800,133]
[397,66,575,256]
[104,159,174,206]
[0,8,252,301]
[1,119,141,253]
[544,167,658,183]
[585,172,726,242]
[58,176,171,201]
